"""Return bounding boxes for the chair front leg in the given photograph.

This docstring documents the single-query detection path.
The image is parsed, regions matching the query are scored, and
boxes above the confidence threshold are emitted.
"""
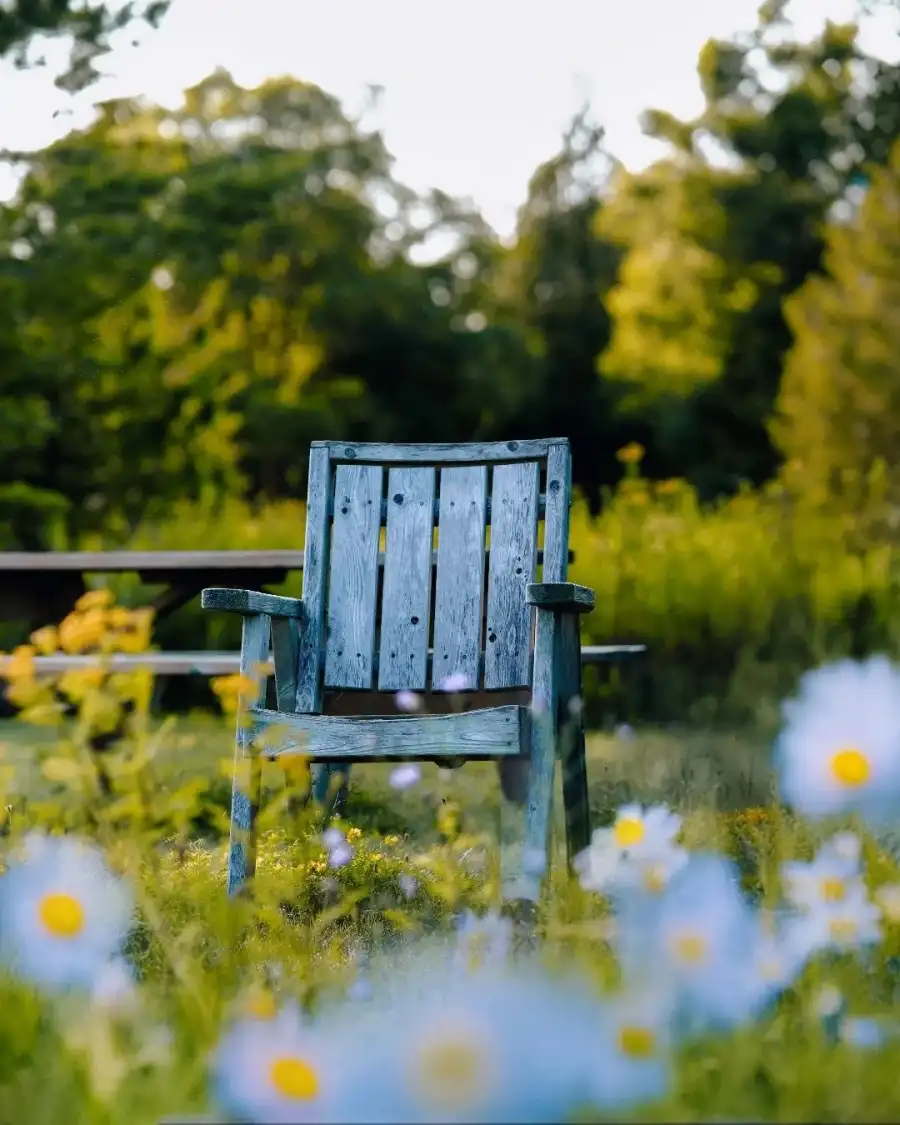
[555,612,591,863]
[227,612,270,897]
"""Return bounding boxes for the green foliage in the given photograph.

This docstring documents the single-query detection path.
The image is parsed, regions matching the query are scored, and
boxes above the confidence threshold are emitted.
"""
[0,0,169,92]
[772,138,900,518]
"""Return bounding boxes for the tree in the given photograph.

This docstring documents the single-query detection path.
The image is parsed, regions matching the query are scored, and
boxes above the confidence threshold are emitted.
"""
[489,108,628,509]
[771,138,900,515]
[0,0,169,92]
[595,11,900,498]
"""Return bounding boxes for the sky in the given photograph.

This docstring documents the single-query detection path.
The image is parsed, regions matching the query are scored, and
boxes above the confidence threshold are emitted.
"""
[0,0,896,238]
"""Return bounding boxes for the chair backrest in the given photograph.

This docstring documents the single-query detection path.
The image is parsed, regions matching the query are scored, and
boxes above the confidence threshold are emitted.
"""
[295,439,572,713]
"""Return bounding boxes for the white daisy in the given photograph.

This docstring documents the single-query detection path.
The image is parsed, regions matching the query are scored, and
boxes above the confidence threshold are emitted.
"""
[586,987,675,1112]
[782,837,866,913]
[453,911,512,974]
[389,763,422,790]
[211,1004,370,1124]
[90,958,139,1015]
[575,803,687,898]
[614,853,763,1033]
[0,832,134,992]
[395,691,422,713]
[793,883,883,956]
[355,964,597,1124]
[774,656,900,825]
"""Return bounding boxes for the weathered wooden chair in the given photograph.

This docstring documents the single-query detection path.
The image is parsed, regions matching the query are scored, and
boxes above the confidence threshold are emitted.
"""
[201,438,596,915]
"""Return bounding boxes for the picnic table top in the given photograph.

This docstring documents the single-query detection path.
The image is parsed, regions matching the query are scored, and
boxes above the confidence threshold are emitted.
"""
[0,550,306,574]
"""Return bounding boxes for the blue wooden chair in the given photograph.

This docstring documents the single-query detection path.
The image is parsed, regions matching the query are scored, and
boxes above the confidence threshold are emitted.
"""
[201,438,596,915]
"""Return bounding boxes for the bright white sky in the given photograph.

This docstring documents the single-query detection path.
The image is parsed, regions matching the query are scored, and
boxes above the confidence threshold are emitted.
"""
[0,0,896,237]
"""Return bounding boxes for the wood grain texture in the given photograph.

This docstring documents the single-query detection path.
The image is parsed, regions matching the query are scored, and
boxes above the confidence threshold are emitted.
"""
[542,441,572,585]
[227,612,270,897]
[200,588,304,617]
[328,494,547,524]
[378,467,436,691]
[312,439,564,464]
[432,465,488,693]
[296,445,331,713]
[484,462,540,690]
[324,464,383,690]
[525,582,595,612]
[252,705,526,760]
[0,550,306,572]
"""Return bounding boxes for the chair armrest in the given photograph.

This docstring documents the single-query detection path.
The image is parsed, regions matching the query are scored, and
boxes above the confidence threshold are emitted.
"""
[525,582,595,614]
[201,588,304,619]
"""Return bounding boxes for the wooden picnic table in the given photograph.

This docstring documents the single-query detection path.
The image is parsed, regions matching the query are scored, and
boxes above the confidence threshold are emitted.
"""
[0,550,306,629]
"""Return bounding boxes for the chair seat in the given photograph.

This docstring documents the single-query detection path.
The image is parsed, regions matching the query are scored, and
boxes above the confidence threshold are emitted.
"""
[249,704,529,762]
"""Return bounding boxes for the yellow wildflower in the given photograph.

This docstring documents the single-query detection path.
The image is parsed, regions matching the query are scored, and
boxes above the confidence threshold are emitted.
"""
[616,442,645,465]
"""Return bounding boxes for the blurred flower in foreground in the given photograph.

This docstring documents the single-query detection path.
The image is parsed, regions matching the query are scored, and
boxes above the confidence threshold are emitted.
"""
[389,763,422,790]
[587,987,674,1111]
[454,911,512,974]
[212,1004,368,1124]
[395,690,422,713]
[322,828,353,869]
[356,965,597,1124]
[0,832,134,993]
[775,657,900,825]
[615,854,763,1032]
[794,883,883,956]
[90,957,139,1015]
[575,803,688,898]
[782,833,866,912]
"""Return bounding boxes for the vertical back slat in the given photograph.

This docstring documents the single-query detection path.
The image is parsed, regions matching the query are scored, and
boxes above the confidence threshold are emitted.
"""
[378,466,436,691]
[296,445,331,713]
[324,464,383,689]
[432,465,488,691]
[542,441,571,584]
[484,461,540,689]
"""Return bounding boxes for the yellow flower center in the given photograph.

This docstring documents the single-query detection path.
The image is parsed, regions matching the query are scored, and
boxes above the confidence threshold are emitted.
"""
[618,1024,656,1058]
[414,1033,491,1110]
[820,877,846,902]
[829,747,870,788]
[643,865,666,893]
[614,816,645,848]
[246,991,278,1020]
[37,892,85,939]
[268,1056,319,1101]
[829,918,858,943]
[672,931,707,964]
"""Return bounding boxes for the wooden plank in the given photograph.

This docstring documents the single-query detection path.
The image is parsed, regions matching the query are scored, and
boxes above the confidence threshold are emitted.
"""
[378,467,436,691]
[484,462,541,690]
[328,495,547,523]
[542,441,572,585]
[432,465,488,692]
[0,550,307,572]
[201,588,303,617]
[227,612,270,896]
[324,464,383,690]
[313,439,564,464]
[0,645,646,680]
[295,446,331,713]
[525,582,595,612]
[251,705,526,760]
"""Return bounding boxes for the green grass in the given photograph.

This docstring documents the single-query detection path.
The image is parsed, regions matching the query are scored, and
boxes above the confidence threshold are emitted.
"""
[4,706,900,1125]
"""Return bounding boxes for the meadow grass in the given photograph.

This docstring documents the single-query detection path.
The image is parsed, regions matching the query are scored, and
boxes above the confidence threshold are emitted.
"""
[3,600,900,1123]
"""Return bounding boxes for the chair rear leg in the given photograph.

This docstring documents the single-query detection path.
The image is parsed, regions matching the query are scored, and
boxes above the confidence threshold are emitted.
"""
[311,763,351,818]
[557,614,592,863]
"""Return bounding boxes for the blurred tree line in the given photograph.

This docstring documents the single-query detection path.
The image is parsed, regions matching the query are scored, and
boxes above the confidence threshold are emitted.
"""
[1,0,900,552]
